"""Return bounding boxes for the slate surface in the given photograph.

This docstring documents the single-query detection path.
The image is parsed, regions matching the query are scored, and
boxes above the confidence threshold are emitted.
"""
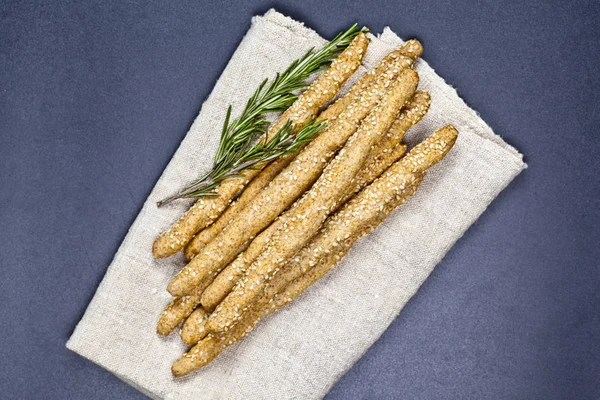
[1,1,598,398]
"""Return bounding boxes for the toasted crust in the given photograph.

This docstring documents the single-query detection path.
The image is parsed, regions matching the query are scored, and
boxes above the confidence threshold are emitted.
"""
[205,70,419,334]
[198,91,429,310]
[172,125,458,375]
[167,49,413,297]
[180,306,209,346]
[183,156,293,260]
[153,33,369,258]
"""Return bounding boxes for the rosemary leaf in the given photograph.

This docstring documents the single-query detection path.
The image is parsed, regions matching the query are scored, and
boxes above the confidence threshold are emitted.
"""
[157,24,365,207]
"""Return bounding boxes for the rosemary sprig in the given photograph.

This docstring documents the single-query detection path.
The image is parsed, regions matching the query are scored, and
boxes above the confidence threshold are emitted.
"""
[159,120,327,203]
[157,24,366,207]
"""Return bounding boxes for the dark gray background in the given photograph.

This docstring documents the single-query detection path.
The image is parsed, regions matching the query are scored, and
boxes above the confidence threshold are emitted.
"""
[1,0,599,398]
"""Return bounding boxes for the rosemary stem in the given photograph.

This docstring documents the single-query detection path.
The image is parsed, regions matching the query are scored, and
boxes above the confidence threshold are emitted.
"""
[157,24,363,207]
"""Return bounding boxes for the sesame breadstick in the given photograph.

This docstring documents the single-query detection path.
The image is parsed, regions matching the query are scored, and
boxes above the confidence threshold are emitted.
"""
[198,145,406,311]
[205,70,419,334]
[366,91,430,169]
[199,220,281,311]
[152,33,369,258]
[172,126,458,375]
[318,39,423,122]
[274,176,424,307]
[339,90,431,204]
[171,175,425,377]
[156,279,211,336]
[198,90,429,311]
[167,49,415,297]
[181,68,367,262]
[183,158,292,260]
[182,40,422,261]
[172,334,221,377]
[273,127,458,307]
[157,296,198,336]
[169,103,425,321]
[180,306,209,346]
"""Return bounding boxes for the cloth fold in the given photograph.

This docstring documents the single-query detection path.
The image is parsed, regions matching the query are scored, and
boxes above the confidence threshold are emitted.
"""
[67,9,525,400]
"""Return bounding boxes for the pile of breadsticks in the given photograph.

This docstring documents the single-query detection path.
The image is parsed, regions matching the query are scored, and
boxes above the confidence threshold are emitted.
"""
[153,32,458,377]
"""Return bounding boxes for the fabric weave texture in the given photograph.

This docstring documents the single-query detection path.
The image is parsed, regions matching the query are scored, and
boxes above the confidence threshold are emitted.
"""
[67,10,526,400]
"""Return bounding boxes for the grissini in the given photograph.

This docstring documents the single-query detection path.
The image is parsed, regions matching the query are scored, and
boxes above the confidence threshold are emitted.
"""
[205,69,419,334]
[198,91,430,311]
[340,90,431,204]
[171,125,458,376]
[267,179,426,314]
[181,68,355,261]
[197,146,412,312]
[157,240,250,335]
[366,91,430,171]
[152,32,369,258]
[180,306,209,346]
[199,219,281,311]
[182,40,423,260]
[318,39,423,122]
[183,158,289,260]
[156,240,251,335]
[162,95,423,332]
[171,176,424,377]
[274,126,458,305]
[167,50,415,297]
[156,280,211,336]
[165,91,424,326]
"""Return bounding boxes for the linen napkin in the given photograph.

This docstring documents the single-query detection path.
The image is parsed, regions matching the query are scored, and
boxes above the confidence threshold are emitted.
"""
[67,9,526,400]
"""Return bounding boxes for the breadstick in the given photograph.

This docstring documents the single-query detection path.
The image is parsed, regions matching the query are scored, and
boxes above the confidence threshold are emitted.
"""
[199,220,280,311]
[275,127,459,306]
[199,144,406,311]
[184,122,335,261]
[198,89,429,311]
[318,39,423,122]
[180,307,209,346]
[210,124,456,336]
[159,237,250,335]
[274,177,423,307]
[172,125,458,375]
[156,279,211,336]
[157,296,198,336]
[172,176,424,377]
[152,33,369,258]
[340,90,431,203]
[205,69,419,334]
[183,157,291,260]
[182,41,422,261]
[167,49,415,297]
[180,176,421,356]
[172,334,221,377]
[367,91,430,167]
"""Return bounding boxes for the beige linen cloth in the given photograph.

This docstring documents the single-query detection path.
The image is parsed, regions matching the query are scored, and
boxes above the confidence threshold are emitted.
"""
[67,9,525,400]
